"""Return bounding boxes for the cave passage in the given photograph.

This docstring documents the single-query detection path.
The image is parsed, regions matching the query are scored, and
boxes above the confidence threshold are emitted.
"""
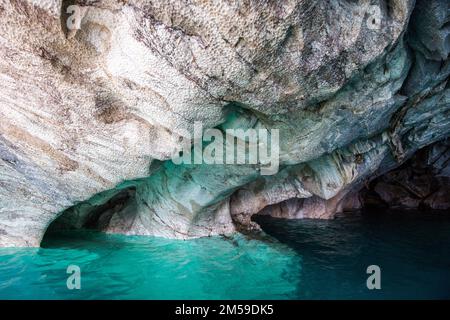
[43,186,137,241]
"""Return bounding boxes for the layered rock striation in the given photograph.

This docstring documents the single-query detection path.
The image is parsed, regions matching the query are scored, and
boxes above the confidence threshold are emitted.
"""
[0,0,449,246]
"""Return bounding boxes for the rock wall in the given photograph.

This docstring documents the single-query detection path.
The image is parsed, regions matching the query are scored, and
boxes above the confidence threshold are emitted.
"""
[0,0,449,246]
[361,139,450,210]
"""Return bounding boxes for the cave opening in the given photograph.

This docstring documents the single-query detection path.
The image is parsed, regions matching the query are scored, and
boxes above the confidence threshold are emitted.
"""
[249,140,450,238]
[42,186,137,244]
[40,140,450,247]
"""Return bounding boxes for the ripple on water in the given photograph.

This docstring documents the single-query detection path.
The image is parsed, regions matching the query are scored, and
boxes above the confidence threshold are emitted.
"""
[0,211,449,299]
[0,231,301,299]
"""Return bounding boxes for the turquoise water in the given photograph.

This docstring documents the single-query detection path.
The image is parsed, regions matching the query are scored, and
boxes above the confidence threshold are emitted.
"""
[0,232,300,299]
[0,211,449,299]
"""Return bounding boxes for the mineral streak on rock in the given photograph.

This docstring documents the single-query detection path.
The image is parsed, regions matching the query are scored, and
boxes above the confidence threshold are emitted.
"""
[0,0,448,246]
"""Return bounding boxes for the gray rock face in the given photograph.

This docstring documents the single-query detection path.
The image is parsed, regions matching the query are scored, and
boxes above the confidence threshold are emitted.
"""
[361,139,450,210]
[0,0,449,246]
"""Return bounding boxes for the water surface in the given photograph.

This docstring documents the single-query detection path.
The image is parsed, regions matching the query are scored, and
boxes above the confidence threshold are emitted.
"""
[0,211,449,299]
[256,211,450,299]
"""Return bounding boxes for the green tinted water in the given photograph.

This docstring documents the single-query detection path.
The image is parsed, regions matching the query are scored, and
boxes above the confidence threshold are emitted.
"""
[0,211,449,299]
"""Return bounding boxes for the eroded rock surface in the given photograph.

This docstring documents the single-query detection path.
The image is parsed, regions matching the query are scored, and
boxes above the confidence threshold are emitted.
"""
[361,139,450,210]
[0,0,449,246]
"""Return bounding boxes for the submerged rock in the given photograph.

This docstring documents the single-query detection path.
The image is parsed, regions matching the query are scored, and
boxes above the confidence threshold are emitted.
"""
[0,0,448,246]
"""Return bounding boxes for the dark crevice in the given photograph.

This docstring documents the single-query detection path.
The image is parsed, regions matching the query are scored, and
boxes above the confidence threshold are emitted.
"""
[360,140,450,211]
[43,187,137,241]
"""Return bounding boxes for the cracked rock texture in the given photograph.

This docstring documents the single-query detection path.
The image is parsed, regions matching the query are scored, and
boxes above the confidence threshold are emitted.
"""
[361,139,450,210]
[0,0,449,246]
